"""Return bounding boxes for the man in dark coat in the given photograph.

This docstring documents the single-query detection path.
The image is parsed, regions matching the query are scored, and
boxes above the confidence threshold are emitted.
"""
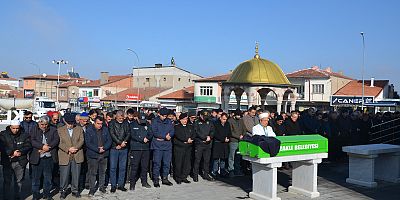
[129,112,152,190]
[0,120,31,200]
[151,107,175,187]
[284,111,302,135]
[211,113,231,177]
[30,116,60,200]
[272,115,286,136]
[20,111,37,136]
[85,117,112,196]
[193,110,215,182]
[108,110,130,192]
[173,113,194,184]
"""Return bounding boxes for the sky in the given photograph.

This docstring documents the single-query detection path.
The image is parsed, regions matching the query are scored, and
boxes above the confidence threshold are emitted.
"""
[1,0,399,89]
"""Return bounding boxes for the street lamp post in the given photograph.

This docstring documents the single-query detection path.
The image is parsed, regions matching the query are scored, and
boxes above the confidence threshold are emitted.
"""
[127,48,141,111]
[52,59,68,110]
[360,32,365,112]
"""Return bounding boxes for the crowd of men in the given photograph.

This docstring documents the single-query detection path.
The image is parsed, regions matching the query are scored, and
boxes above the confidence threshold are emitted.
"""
[1,106,398,200]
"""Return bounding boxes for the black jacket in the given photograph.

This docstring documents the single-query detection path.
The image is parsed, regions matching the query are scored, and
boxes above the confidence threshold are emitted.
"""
[0,126,32,166]
[108,119,131,148]
[284,119,302,136]
[212,120,231,159]
[20,120,38,136]
[193,119,214,145]
[174,123,194,148]
[129,120,153,151]
[29,126,60,165]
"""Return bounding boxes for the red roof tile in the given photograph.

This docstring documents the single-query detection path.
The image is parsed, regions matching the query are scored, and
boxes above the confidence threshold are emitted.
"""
[195,73,231,82]
[58,75,131,88]
[158,86,194,100]
[286,67,353,80]
[22,74,83,81]
[334,80,388,97]
[101,87,170,101]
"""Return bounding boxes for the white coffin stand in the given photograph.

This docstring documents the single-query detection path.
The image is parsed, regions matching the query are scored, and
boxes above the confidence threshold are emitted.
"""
[244,153,328,200]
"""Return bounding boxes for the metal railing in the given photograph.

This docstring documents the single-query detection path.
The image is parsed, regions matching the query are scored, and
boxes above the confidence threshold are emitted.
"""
[369,118,400,144]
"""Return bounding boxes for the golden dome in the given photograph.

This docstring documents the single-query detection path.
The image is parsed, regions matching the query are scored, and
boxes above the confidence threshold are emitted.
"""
[227,55,291,85]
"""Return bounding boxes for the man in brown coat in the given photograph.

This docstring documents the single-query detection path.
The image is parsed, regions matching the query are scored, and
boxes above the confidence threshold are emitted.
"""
[58,113,85,199]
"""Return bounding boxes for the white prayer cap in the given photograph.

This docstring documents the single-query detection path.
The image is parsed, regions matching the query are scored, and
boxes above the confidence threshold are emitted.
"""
[10,120,20,126]
[259,112,270,120]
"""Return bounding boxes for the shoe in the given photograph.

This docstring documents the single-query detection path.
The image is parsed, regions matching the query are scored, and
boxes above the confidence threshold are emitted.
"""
[203,173,215,181]
[110,186,116,193]
[210,171,218,177]
[60,192,67,199]
[72,192,81,198]
[43,195,54,200]
[176,179,182,184]
[130,184,135,191]
[88,192,95,197]
[193,175,199,182]
[182,178,191,183]
[118,186,127,192]
[142,181,151,188]
[162,177,173,186]
[99,187,107,194]
[153,180,160,188]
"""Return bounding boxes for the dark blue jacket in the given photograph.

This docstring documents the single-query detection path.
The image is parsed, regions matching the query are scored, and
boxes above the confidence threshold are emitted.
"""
[20,120,38,136]
[150,117,174,150]
[84,125,112,159]
[130,121,153,151]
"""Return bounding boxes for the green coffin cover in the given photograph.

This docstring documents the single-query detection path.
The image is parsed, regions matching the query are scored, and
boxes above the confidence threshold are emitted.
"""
[239,135,328,158]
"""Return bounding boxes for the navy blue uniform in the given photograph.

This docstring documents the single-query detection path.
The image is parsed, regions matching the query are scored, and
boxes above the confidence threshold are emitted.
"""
[151,116,175,181]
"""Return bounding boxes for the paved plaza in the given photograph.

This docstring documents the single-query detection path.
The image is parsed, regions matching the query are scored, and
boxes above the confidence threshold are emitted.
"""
[0,161,399,200]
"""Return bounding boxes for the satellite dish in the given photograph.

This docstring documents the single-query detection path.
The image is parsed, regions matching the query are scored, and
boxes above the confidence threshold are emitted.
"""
[42,73,47,77]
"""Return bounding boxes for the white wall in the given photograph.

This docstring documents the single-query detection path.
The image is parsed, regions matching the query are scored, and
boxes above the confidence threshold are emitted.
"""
[194,82,221,103]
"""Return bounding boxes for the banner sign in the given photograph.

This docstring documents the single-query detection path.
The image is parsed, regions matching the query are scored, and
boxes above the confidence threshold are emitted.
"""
[330,96,374,106]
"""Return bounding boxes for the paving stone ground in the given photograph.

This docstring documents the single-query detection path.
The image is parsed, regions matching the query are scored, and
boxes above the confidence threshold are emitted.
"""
[1,161,399,200]
[1,124,399,200]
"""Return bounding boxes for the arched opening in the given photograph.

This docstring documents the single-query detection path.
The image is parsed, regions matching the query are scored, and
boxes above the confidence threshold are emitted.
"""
[257,88,278,111]
[283,89,295,113]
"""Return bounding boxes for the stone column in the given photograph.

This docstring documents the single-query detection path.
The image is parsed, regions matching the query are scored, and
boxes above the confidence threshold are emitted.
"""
[246,87,257,108]
[289,159,322,198]
[276,95,283,114]
[235,89,244,110]
[222,88,231,112]
[249,162,282,200]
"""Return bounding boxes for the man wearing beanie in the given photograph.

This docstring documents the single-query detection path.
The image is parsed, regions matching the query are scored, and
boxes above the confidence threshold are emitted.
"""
[227,110,246,177]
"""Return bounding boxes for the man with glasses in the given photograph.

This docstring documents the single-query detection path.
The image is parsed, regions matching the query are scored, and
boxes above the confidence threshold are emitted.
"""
[49,112,63,128]
[0,120,31,200]
[21,111,37,136]
[30,116,60,200]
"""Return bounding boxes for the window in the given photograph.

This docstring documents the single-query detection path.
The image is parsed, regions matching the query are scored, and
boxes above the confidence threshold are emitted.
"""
[82,90,87,97]
[178,78,181,82]
[163,77,167,81]
[298,85,304,94]
[146,78,150,82]
[200,86,213,96]
[312,84,324,94]
[93,89,99,96]
[60,90,66,97]
[40,92,46,97]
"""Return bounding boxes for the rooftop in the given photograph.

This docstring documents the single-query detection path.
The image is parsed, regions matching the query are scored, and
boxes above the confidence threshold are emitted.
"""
[101,87,170,101]
[286,66,353,80]
[158,86,194,100]
[334,80,389,97]
[194,73,231,82]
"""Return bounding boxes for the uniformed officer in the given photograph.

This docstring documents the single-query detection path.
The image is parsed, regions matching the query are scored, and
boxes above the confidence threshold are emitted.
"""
[192,110,215,182]
[151,107,175,187]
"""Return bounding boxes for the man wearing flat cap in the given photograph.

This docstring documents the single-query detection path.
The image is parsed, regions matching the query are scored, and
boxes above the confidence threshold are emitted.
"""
[0,120,31,200]
[57,113,85,198]
[151,107,175,187]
